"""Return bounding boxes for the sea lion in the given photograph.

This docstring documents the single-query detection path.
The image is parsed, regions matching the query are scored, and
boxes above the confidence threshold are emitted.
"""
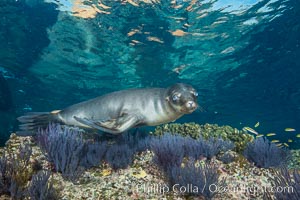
[17,83,198,135]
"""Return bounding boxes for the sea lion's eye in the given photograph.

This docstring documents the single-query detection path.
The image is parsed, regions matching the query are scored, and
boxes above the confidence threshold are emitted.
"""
[172,94,180,101]
[192,91,198,97]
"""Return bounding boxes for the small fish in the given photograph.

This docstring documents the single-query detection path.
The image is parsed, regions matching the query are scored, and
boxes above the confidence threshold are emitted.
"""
[256,134,264,138]
[283,143,289,147]
[243,127,259,135]
[288,139,293,143]
[296,134,300,138]
[276,143,283,147]
[266,133,276,137]
[132,169,147,179]
[101,169,112,176]
[285,128,296,132]
[23,105,32,111]
[254,122,260,128]
[271,140,280,143]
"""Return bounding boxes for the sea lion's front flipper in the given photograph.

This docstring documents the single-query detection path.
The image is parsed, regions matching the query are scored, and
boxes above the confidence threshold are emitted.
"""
[74,114,140,135]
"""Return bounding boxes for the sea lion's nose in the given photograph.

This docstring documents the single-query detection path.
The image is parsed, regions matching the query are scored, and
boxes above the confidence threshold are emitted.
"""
[186,101,197,109]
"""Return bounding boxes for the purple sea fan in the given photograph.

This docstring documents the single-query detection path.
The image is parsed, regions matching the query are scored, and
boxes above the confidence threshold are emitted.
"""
[27,170,59,200]
[167,161,226,199]
[36,123,86,182]
[0,151,12,195]
[105,143,135,170]
[150,133,185,170]
[184,136,234,160]
[81,141,108,168]
[243,137,290,168]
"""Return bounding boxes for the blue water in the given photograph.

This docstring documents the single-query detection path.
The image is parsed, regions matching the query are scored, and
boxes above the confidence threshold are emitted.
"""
[0,0,299,147]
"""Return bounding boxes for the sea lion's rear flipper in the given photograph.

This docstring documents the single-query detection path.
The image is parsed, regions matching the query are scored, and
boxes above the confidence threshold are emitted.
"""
[17,111,61,136]
[74,114,140,135]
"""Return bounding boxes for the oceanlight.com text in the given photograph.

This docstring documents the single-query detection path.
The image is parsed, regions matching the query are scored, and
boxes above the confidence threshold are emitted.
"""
[208,184,294,195]
[135,183,294,195]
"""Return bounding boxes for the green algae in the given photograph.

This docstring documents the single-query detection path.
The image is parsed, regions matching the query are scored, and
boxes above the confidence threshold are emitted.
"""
[288,150,300,170]
[150,122,254,153]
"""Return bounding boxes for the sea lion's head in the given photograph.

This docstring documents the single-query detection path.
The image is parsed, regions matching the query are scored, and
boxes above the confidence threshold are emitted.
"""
[166,83,198,114]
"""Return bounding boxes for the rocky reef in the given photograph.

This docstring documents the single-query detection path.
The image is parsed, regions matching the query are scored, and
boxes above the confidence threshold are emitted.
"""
[0,123,298,200]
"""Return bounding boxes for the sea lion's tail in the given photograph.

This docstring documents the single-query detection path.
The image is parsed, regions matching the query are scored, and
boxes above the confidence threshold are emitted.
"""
[17,111,61,136]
